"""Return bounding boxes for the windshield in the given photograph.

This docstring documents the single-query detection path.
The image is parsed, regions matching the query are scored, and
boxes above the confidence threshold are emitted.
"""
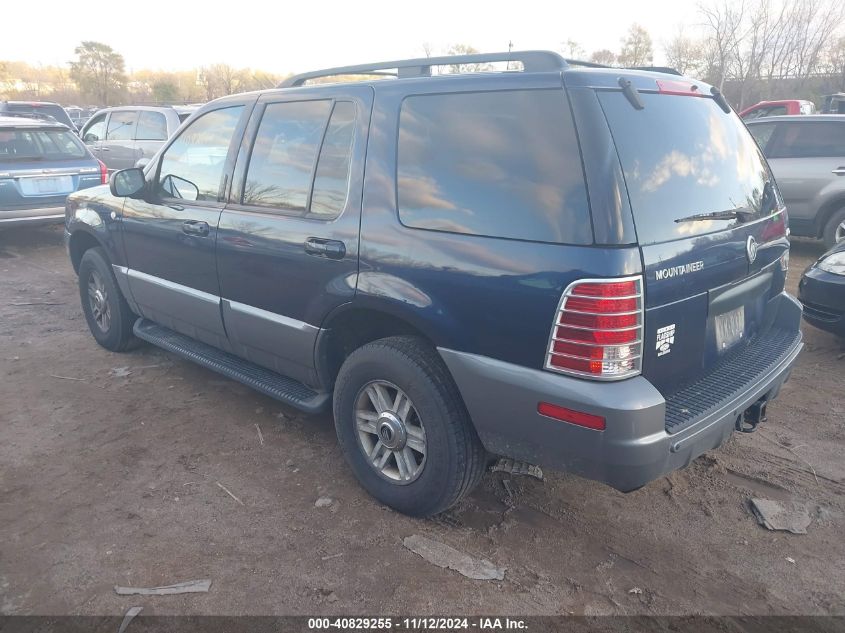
[599,91,775,245]
[0,127,88,162]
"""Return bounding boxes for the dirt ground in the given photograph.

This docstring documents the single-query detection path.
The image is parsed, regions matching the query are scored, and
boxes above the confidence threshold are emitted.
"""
[0,226,843,617]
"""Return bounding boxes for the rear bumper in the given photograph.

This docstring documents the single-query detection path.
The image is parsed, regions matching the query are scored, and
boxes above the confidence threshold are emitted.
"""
[0,206,65,227]
[440,292,803,492]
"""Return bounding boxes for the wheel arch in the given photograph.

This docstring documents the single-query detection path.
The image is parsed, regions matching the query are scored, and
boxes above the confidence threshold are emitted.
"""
[813,194,845,238]
[68,228,105,274]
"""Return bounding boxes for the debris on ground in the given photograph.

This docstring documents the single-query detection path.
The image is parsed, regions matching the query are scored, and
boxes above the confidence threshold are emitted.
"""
[109,367,132,378]
[491,458,543,480]
[117,606,142,633]
[114,579,212,596]
[216,481,245,506]
[403,534,505,581]
[255,424,264,446]
[628,587,643,595]
[315,496,333,508]
[750,498,812,534]
[786,557,796,564]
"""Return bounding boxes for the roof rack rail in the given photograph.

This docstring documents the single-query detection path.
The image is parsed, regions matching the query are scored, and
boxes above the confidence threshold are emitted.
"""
[279,50,568,88]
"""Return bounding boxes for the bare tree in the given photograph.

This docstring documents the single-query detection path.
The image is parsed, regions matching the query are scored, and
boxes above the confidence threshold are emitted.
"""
[562,39,586,60]
[617,24,654,67]
[445,44,492,73]
[699,0,745,91]
[589,49,617,66]
[664,29,707,75]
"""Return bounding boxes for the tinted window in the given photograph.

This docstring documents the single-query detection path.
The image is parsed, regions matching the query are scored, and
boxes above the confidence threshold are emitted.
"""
[83,113,107,143]
[0,127,87,161]
[158,106,243,202]
[748,122,777,154]
[243,100,332,212]
[397,90,591,244]
[106,111,137,141]
[768,122,845,159]
[310,101,356,219]
[136,111,168,141]
[599,92,773,245]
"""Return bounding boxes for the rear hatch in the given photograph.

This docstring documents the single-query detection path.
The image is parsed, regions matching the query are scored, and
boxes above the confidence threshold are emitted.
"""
[597,80,789,396]
[0,126,102,211]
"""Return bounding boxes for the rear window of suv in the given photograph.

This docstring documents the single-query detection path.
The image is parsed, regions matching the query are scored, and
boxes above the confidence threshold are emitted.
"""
[397,90,592,245]
[0,127,87,161]
[599,92,774,245]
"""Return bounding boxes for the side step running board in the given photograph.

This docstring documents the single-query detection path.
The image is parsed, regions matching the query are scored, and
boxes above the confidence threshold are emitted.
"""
[133,319,330,414]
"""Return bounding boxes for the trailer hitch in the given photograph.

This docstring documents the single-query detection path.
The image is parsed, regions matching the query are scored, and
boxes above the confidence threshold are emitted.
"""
[736,399,768,433]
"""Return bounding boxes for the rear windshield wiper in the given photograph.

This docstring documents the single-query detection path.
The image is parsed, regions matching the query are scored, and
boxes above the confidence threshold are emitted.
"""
[675,208,756,223]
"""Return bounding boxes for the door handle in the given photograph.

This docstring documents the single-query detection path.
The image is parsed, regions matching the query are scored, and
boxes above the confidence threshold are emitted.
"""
[304,237,346,260]
[832,167,845,176]
[182,220,210,237]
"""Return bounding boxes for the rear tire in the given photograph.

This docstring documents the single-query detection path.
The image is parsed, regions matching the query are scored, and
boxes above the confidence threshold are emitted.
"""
[822,206,845,249]
[78,247,138,352]
[333,336,487,517]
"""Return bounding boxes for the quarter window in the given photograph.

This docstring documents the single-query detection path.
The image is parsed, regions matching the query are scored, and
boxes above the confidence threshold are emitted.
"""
[397,90,592,244]
[157,106,243,202]
[106,111,137,141]
[136,111,168,141]
[310,101,357,218]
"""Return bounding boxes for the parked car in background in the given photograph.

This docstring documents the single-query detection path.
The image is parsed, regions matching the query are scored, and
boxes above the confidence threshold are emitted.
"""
[747,115,845,248]
[822,93,845,114]
[65,106,89,130]
[0,116,106,227]
[65,51,803,517]
[0,101,77,131]
[740,99,815,120]
[799,241,845,337]
[79,105,196,172]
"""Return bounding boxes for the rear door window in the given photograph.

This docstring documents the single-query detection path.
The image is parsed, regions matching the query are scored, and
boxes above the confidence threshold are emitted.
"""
[242,100,332,213]
[748,122,777,154]
[397,90,592,244]
[106,111,137,141]
[767,121,845,158]
[309,101,356,219]
[136,111,168,141]
[598,91,773,245]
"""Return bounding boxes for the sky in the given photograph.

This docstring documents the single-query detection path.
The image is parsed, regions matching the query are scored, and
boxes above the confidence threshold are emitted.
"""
[2,0,703,73]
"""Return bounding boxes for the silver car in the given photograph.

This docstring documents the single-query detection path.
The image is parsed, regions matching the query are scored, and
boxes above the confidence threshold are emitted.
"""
[78,105,201,173]
[747,114,845,247]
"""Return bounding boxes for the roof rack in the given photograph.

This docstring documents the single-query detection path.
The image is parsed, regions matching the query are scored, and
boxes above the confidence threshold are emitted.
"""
[627,66,682,76]
[279,50,569,88]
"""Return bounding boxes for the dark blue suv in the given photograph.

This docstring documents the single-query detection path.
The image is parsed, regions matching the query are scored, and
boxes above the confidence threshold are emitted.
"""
[64,51,803,516]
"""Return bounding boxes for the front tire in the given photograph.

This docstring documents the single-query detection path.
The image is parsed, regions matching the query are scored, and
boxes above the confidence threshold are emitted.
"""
[822,206,845,249]
[78,247,137,352]
[333,336,487,517]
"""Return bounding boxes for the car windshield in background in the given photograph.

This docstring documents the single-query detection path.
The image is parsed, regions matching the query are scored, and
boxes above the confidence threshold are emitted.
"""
[598,92,774,245]
[0,127,88,161]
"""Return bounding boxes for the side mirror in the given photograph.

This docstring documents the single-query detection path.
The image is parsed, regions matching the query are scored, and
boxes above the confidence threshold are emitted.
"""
[110,168,146,198]
[83,133,99,143]
[134,157,151,170]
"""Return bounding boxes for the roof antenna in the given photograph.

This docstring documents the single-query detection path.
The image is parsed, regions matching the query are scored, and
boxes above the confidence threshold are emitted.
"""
[506,40,513,71]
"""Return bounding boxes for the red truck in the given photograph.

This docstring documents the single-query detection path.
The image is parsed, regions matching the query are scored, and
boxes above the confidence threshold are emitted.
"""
[740,99,816,119]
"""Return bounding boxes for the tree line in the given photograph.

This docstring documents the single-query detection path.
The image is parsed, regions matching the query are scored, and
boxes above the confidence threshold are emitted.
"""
[1,1,843,110]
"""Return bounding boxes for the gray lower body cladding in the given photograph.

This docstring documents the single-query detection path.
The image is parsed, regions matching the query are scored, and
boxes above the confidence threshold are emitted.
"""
[440,292,803,492]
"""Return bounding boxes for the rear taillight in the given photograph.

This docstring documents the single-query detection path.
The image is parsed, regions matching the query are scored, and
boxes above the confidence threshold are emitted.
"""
[98,159,107,184]
[545,276,643,380]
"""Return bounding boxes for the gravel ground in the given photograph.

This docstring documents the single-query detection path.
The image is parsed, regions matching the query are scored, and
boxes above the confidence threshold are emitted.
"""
[0,226,843,616]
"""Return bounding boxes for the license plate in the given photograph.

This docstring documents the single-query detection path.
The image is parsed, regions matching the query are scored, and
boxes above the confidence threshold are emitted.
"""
[20,176,74,196]
[715,305,745,352]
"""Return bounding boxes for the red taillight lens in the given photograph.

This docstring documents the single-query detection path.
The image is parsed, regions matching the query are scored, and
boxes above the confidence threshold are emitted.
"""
[98,159,107,184]
[538,402,606,431]
[545,276,643,380]
[564,296,638,313]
